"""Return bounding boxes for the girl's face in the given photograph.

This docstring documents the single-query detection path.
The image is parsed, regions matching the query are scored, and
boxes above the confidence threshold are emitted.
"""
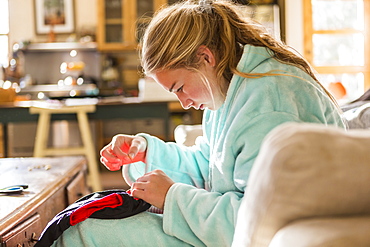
[151,67,225,111]
[150,46,226,111]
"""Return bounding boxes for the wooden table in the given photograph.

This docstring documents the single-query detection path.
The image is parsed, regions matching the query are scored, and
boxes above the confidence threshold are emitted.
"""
[0,156,88,247]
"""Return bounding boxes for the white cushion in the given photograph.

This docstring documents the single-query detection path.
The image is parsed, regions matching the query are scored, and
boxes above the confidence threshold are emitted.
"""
[232,123,370,247]
[174,124,203,146]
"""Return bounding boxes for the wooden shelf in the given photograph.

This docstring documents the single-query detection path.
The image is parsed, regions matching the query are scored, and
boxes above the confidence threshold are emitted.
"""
[21,42,97,52]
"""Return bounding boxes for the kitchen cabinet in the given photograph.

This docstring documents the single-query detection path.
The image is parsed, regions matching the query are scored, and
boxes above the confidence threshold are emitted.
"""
[97,0,169,50]
[0,156,88,247]
[97,0,282,51]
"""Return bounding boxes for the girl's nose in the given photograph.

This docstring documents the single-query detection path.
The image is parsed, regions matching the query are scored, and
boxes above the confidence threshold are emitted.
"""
[177,95,192,110]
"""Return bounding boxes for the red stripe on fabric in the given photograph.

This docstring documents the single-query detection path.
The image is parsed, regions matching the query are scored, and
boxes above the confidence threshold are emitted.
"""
[70,193,123,226]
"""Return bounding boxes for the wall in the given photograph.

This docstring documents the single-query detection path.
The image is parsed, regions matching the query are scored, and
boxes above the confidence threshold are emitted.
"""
[284,0,304,54]
[8,0,97,48]
[8,0,303,49]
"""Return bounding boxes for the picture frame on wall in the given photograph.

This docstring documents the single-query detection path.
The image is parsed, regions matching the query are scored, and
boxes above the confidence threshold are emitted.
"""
[34,0,75,34]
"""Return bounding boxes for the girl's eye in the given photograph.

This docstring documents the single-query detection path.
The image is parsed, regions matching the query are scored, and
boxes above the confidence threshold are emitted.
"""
[176,85,184,93]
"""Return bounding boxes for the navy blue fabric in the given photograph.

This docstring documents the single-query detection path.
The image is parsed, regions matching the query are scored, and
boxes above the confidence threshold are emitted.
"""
[35,189,151,247]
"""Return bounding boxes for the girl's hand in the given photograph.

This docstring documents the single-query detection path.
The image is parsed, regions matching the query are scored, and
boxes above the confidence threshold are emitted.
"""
[100,134,147,171]
[130,169,174,210]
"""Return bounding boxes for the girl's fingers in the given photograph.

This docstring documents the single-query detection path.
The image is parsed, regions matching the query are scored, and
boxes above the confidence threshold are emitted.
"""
[129,138,144,158]
[131,181,145,190]
[101,148,122,163]
[100,135,147,170]
[130,188,144,199]
[100,153,123,171]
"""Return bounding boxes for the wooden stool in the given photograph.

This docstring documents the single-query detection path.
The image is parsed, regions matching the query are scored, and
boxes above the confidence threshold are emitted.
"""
[30,105,102,192]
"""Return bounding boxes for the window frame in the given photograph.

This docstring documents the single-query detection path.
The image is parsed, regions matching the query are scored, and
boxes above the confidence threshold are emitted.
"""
[303,0,370,99]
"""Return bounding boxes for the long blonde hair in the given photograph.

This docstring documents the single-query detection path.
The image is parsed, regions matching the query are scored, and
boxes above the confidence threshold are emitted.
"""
[140,0,338,105]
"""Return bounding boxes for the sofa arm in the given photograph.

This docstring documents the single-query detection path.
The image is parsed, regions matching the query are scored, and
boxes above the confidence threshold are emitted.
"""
[269,215,370,247]
[232,123,370,247]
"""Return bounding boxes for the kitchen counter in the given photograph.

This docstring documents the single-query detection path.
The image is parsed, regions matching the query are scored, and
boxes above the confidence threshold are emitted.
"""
[0,98,174,157]
[0,97,171,122]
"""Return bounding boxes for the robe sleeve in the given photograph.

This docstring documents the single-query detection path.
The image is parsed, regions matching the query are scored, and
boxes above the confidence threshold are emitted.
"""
[161,111,304,247]
[123,132,211,189]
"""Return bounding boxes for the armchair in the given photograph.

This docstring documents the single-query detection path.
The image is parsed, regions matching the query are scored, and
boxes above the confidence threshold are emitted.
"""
[174,122,370,247]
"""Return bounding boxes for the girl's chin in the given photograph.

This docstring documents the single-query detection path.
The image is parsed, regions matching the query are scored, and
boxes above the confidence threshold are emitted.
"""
[208,101,225,111]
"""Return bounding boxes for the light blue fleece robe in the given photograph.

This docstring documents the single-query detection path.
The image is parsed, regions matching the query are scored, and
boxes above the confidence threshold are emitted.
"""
[51,45,346,247]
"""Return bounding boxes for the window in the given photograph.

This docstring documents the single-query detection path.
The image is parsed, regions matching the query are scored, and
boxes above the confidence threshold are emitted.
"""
[0,0,9,68]
[303,0,370,103]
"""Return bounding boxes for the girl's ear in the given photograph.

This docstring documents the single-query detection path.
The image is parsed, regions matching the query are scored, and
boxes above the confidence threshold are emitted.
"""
[197,45,216,67]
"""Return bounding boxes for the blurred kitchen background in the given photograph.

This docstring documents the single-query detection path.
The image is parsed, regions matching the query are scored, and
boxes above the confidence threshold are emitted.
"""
[1,0,369,189]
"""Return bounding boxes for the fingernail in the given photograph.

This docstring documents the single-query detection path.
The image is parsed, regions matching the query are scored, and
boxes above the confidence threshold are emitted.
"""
[128,153,134,160]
